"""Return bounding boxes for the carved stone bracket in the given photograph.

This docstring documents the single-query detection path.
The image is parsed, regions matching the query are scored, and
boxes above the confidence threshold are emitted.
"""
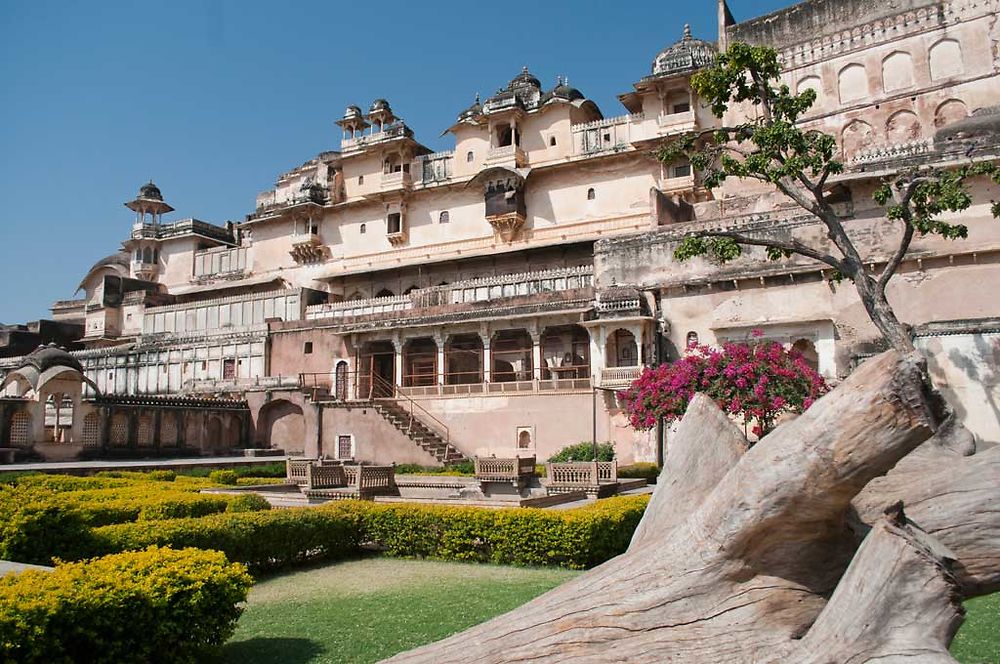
[487,212,525,243]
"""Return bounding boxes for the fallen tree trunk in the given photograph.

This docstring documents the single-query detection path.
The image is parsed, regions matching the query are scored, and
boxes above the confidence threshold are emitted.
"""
[384,351,993,663]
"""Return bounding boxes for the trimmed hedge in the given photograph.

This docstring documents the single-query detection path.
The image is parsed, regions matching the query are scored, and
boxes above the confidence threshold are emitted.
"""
[0,546,251,664]
[208,470,239,486]
[547,441,616,462]
[0,487,94,565]
[618,463,661,484]
[324,495,649,569]
[90,507,362,571]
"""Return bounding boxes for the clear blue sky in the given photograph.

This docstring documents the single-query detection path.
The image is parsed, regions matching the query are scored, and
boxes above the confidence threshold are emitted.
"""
[0,0,792,323]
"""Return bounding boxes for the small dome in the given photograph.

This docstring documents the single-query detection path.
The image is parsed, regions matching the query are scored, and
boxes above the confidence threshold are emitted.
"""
[508,66,541,90]
[550,77,584,102]
[652,24,716,77]
[369,98,392,113]
[342,105,363,120]
[457,94,483,121]
[138,180,163,201]
[19,344,83,375]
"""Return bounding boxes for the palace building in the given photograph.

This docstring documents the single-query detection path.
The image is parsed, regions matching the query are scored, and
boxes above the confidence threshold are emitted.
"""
[2,0,998,462]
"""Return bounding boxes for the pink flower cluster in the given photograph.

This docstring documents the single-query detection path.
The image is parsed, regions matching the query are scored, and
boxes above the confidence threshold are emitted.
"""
[619,339,828,438]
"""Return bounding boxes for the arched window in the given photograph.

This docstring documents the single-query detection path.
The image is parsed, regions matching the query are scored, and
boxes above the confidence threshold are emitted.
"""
[929,39,963,80]
[375,288,395,298]
[439,211,449,224]
[686,331,699,348]
[359,223,366,234]
[358,175,364,185]
[586,188,596,200]
[466,151,474,162]
[549,136,557,147]
[838,63,868,104]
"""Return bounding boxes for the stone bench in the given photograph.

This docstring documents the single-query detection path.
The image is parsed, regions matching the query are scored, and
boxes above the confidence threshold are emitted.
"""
[298,461,397,500]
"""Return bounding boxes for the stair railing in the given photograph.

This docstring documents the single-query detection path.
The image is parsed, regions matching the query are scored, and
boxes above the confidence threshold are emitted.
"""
[369,372,451,450]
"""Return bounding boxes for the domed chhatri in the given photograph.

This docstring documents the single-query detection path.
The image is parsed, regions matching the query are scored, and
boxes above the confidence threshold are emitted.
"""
[457,93,483,122]
[550,76,584,102]
[138,180,163,201]
[342,105,364,121]
[508,66,542,90]
[19,344,84,375]
[369,98,392,114]
[651,24,717,77]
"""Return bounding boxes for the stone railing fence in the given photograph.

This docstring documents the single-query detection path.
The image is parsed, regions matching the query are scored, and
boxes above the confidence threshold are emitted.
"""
[546,461,618,487]
[849,139,933,166]
[474,455,536,486]
[307,462,348,489]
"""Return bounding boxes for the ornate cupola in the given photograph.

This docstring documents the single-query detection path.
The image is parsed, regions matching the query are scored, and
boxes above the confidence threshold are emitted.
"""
[123,181,171,281]
[651,24,717,78]
[366,98,396,132]
[336,105,370,142]
[125,180,174,228]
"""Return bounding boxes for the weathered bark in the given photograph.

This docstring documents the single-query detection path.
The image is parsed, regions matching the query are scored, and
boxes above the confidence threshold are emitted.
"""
[629,393,748,549]
[383,351,977,664]
[797,504,964,664]
[853,272,916,353]
[852,432,1000,596]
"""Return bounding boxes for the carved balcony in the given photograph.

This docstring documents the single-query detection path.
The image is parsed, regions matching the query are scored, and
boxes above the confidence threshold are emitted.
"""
[485,144,527,168]
[289,233,328,263]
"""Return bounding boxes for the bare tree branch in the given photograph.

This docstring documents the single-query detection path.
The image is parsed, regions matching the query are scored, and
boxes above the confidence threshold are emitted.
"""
[686,228,846,272]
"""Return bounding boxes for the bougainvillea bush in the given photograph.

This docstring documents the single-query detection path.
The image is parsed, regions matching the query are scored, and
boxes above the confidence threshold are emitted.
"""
[620,336,828,439]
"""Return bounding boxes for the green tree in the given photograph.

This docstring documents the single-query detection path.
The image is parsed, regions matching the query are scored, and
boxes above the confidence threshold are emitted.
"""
[660,42,1000,352]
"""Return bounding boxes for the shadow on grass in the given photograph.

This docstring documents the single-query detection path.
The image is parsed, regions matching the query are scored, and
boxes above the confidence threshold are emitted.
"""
[216,637,325,664]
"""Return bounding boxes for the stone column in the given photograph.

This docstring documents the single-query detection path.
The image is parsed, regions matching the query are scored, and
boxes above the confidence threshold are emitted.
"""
[434,332,446,386]
[392,337,404,388]
[590,326,606,383]
[481,324,491,384]
[531,331,542,381]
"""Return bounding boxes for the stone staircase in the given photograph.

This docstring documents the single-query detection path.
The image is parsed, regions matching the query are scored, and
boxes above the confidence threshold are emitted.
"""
[371,401,467,465]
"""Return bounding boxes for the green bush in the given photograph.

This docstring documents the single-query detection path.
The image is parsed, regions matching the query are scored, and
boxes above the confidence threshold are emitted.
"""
[11,474,133,492]
[90,508,362,571]
[0,487,94,565]
[235,476,287,486]
[394,462,475,476]
[208,470,239,486]
[324,495,649,569]
[147,469,177,482]
[0,546,252,664]
[547,442,616,462]
[225,493,272,513]
[618,462,661,483]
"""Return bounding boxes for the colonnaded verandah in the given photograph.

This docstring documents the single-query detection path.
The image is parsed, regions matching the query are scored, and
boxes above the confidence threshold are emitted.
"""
[1,0,998,463]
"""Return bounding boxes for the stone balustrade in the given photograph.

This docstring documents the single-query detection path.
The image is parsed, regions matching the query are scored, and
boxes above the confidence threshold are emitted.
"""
[474,455,536,487]
[486,144,527,167]
[546,461,618,487]
[849,139,933,166]
[572,113,643,155]
[304,265,593,322]
[598,366,644,389]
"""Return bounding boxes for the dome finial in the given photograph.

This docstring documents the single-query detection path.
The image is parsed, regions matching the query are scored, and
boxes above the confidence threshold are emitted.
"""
[683,23,692,39]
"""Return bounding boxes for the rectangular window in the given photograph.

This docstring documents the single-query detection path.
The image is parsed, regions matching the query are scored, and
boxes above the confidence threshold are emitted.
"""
[672,102,691,114]
[222,358,236,380]
[387,213,402,234]
[337,435,354,460]
[673,163,692,178]
[304,341,313,354]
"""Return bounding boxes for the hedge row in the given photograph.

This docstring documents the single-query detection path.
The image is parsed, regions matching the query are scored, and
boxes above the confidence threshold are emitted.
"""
[87,495,649,571]
[0,546,251,664]
[326,495,649,569]
[90,507,362,571]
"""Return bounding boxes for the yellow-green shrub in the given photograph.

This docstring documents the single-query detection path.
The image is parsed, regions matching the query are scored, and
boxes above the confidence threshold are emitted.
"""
[235,476,288,486]
[618,462,661,483]
[208,469,239,486]
[0,486,94,565]
[225,493,272,513]
[90,507,362,571]
[0,546,251,664]
[323,495,649,569]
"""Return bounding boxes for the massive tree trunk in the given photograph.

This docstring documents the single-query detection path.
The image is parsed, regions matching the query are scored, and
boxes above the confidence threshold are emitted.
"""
[384,351,997,663]
[853,273,916,353]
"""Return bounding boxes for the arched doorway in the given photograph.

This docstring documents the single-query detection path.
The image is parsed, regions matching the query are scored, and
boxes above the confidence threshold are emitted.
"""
[257,399,305,453]
[206,417,222,452]
[359,341,395,398]
[606,329,638,368]
[792,338,820,372]
[110,413,129,447]
[445,334,483,385]
[541,325,590,379]
[491,329,532,382]
[137,414,154,447]
[160,412,178,447]
[403,338,437,387]
[82,412,100,448]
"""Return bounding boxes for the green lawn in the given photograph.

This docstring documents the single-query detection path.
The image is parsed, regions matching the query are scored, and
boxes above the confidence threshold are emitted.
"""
[217,557,578,664]
[954,593,1000,664]
[217,557,997,664]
